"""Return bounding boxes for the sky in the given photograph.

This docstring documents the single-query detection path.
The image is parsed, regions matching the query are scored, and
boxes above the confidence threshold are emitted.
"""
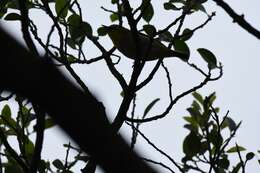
[1,0,260,172]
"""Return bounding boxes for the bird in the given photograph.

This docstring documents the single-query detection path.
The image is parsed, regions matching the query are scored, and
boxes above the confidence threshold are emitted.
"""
[104,24,188,61]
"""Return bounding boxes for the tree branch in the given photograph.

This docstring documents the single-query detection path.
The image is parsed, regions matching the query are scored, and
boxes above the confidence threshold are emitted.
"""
[213,0,260,39]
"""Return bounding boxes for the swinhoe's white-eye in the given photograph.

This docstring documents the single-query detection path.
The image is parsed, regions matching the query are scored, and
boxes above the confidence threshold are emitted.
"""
[104,25,188,61]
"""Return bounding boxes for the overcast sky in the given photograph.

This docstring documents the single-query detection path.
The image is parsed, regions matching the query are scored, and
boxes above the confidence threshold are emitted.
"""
[1,0,260,172]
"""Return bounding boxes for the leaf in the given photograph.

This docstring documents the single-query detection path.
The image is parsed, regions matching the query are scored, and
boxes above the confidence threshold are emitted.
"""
[143,24,156,36]
[110,13,119,22]
[208,129,223,148]
[197,48,217,69]
[4,163,23,173]
[192,92,203,104]
[97,26,108,36]
[38,160,47,173]
[141,0,154,23]
[81,22,93,37]
[111,0,119,4]
[246,152,255,160]
[1,104,11,117]
[227,145,246,153]
[68,14,92,41]
[181,28,193,41]
[163,2,178,10]
[53,159,64,170]
[183,132,201,157]
[183,116,198,132]
[192,100,201,111]
[66,37,76,49]
[231,162,242,173]
[187,107,201,119]
[24,138,35,160]
[223,117,237,131]
[55,0,69,18]
[45,118,56,129]
[192,3,207,13]
[173,39,190,61]
[218,158,230,169]
[143,98,160,118]
[4,13,21,21]
[183,116,194,124]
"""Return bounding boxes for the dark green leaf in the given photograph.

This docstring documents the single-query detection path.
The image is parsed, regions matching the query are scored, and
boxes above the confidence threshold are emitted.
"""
[192,100,201,111]
[1,104,11,117]
[163,2,178,10]
[0,9,7,19]
[111,0,119,4]
[181,28,193,41]
[67,55,77,63]
[218,158,230,169]
[199,141,208,154]
[110,13,119,22]
[187,107,201,119]
[227,145,246,153]
[45,118,56,129]
[246,152,255,160]
[4,13,21,21]
[173,39,190,60]
[183,124,198,132]
[192,3,207,13]
[68,14,92,41]
[53,159,64,169]
[68,14,81,38]
[183,132,201,157]
[97,26,108,36]
[231,162,242,173]
[24,138,35,160]
[81,22,93,37]
[208,129,223,148]
[143,98,160,118]
[6,0,19,9]
[183,116,198,132]
[66,37,77,49]
[4,164,23,173]
[143,24,156,36]
[55,0,69,18]
[197,48,217,69]
[38,160,47,173]
[5,129,16,136]
[183,116,194,124]
[223,117,237,131]
[192,92,203,104]
[141,0,154,23]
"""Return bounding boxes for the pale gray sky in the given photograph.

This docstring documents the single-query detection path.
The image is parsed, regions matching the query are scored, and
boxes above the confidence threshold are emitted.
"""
[1,0,259,172]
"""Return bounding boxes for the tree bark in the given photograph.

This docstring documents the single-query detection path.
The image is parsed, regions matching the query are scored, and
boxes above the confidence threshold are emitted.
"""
[0,27,158,173]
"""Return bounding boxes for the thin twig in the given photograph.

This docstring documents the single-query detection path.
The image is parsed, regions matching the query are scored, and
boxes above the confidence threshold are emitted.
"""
[0,128,29,172]
[126,122,184,173]
[141,157,175,173]
[126,66,223,123]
